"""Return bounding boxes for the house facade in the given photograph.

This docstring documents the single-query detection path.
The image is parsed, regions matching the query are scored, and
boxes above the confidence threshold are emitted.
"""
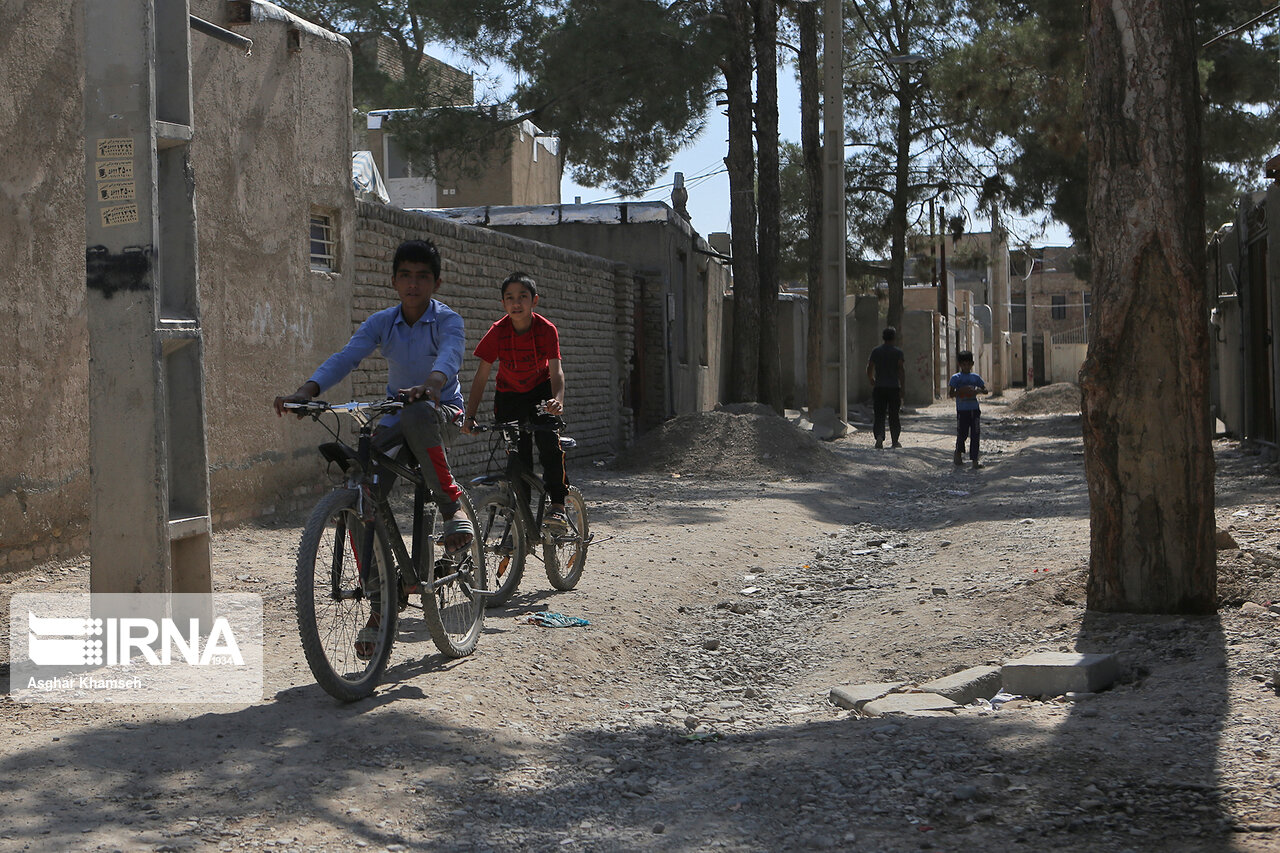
[0,0,356,571]
[356,45,562,211]
[1009,246,1092,386]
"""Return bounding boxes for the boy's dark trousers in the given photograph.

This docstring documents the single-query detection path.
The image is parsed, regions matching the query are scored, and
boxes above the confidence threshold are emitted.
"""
[872,387,902,444]
[494,379,568,505]
[956,410,981,459]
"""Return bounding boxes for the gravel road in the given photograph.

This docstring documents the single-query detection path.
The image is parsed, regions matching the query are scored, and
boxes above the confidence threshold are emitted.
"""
[2,393,1279,853]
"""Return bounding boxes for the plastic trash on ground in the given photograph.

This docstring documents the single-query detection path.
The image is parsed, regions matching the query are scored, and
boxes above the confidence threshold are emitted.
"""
[526,611,590,628]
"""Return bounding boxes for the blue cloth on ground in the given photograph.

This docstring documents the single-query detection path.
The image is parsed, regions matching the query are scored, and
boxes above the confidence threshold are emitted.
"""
[528,611,590,628]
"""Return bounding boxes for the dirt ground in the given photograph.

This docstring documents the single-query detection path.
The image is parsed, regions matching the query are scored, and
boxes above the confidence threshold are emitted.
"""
[3,387,1280,853]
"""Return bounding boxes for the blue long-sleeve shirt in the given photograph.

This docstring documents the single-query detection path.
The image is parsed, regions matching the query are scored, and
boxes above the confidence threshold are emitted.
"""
[308,301,465,422]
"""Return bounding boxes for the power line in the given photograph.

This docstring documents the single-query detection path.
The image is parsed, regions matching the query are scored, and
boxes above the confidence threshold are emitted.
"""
[575,165,728,205]
[1204,2,1280,46]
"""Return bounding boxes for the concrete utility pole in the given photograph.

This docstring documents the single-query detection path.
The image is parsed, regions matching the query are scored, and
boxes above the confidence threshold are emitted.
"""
[989,207,1010,393]
[1025,255,1036,389]
[820,0,848,432]
[83,0,212,594]
[938,203,949,370]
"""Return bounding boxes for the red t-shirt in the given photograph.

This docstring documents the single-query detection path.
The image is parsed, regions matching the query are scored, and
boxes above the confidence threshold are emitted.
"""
[473,313,561,393]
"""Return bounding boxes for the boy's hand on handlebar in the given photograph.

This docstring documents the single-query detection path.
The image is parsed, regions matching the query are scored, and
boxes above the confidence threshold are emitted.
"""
[398,383,429,403]
[274,385,317,418]
[400,372,447,405]
[542,399,564,416]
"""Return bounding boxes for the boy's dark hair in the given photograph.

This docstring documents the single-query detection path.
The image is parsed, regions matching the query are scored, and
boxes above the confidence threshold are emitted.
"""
[392,239,442,279]
[958,350,974,363]
[500,272,537,297]
[882,326,896,342]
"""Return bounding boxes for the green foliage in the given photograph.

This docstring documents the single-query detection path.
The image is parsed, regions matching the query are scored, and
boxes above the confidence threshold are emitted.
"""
[282,0,725,195]
[941,0,1280,239]
[778,142,815,284]
[779,140,890,278]
[507,0,725,193]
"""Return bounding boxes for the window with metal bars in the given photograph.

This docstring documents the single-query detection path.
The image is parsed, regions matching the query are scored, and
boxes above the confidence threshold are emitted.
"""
[310,211,337,272]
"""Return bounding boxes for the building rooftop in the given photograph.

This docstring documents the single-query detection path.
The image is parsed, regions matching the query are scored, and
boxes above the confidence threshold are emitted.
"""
[417,201,703,242]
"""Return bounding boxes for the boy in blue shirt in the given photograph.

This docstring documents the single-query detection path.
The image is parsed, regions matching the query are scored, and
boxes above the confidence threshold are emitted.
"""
[948,350,988,468]
[275,239,472,658]
[274,238,473,549]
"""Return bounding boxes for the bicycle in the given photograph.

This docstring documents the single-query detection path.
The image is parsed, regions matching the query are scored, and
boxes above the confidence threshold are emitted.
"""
[283,397,489,701]
[470,417,590,607]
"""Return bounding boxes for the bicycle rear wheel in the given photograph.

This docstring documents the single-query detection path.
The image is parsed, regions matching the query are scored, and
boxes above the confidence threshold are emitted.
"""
[295,489,398,701]
[476,488,527,608]
[544,486,588,591]
[422,490,487,657]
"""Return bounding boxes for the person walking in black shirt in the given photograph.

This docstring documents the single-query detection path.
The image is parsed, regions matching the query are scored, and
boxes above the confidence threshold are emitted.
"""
[866,327,906,449]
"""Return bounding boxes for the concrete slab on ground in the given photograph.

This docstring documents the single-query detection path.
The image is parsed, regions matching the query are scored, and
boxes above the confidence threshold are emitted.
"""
[1001,652,1120,696]
[862,692,959,716]
[919,665,1002,705]
[829,682,908,711]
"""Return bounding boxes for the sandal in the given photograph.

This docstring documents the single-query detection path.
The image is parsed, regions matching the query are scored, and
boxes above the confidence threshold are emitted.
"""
[442,515,474,555]
[543,508,568,534]
[354,612,381,660]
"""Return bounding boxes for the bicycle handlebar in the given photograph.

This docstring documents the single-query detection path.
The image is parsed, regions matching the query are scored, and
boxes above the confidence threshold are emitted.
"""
[283,396,433,427]
[472,418,563,434]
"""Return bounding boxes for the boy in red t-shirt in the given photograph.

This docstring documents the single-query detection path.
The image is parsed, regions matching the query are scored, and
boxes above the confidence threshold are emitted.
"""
[462,272,570,531]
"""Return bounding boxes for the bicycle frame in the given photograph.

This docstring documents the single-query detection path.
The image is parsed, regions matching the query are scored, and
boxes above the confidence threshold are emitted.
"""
[291,400,451,596]
[473,421,565,543]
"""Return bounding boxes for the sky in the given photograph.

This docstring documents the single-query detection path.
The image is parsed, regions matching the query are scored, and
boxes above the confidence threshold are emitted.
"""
[437,45,1074,252]
[562,75,1074,250]
[564,92,1074,251]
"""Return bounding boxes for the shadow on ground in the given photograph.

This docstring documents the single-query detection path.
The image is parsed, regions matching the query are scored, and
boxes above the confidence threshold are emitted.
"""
[0,636,1238,853]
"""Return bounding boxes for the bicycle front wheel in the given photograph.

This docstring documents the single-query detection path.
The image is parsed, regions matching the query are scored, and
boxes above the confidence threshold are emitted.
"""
[422,490,487,657]
[544,486,589,591]
[476,488,527,608]
[295,489,398,702]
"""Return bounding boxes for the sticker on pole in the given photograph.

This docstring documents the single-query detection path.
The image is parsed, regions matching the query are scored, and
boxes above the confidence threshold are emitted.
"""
[9,593,263,703]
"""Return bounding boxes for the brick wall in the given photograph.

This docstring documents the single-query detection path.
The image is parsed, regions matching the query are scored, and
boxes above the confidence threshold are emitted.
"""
[350,202,635,482]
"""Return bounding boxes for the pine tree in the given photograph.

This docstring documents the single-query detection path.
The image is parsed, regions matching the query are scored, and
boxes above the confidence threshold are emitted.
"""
[944,0,1280,241]
[1081,0,1216,613]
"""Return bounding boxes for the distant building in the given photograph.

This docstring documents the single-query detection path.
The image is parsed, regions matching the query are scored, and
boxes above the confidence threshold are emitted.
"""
[352,38,561,210]
[1009,246,1091,385]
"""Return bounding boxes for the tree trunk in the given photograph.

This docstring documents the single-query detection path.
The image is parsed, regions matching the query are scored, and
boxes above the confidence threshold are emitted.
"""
[799,1,824,411]
[886,84,912,334]
[1080,0,1215,612]
[754,0,782,412]
[725,0,760,403]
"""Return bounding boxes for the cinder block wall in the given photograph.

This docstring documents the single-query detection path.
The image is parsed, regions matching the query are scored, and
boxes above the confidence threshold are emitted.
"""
[343,202,635,481]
